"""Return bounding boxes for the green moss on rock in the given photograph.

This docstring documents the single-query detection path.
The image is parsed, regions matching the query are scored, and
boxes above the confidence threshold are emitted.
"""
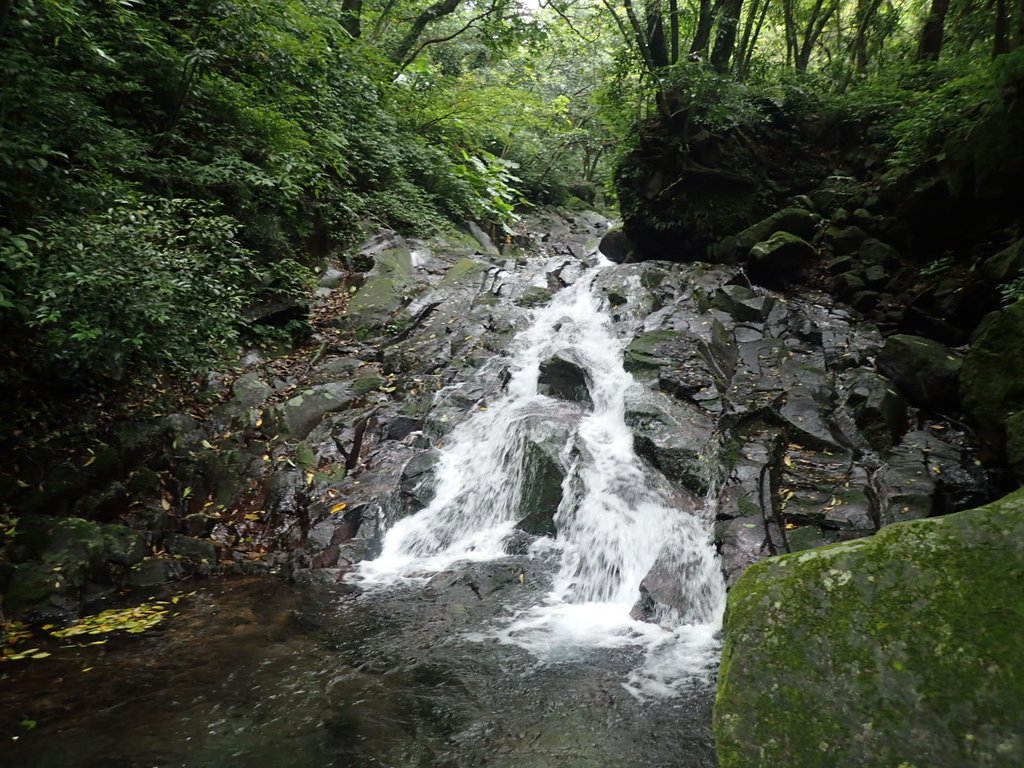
[714,488,1024,768]
[961,300,1024,454]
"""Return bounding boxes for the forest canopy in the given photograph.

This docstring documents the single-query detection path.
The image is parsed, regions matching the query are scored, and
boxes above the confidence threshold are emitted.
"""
[1,0,1021,397]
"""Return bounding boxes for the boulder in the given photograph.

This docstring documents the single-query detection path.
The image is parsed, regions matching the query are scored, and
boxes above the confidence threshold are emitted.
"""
[517,286,553,307]
[961,300,1024,450]
[275,382,354,439]
[982,238,1024,283]
[826,225,868,253]
[317,267,346,289]
[876,334,961,410]
[1006,409,1024,478]
[231,372,273,410]
[598,224,633,264]
[515,441,565,538]
[840,370,907,451]
[731,208,820,259]
[747,232,817,281]
[715,488,1024,768]
[538,355,591,406]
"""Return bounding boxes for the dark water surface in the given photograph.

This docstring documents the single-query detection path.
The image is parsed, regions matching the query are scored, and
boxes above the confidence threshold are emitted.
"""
[1,574,716,768]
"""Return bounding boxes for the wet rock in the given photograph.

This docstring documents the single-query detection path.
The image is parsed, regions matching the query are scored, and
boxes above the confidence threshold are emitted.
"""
[231,372,273,410]
[981,238,1024,283]
[778,385,845,451]
[165,533,218,564]
[630,545,720,624]
[876,334,962,410]
[840,369,907,451]
[516,441,565,537]
[826,255,855,274]
[730,207,820,260]
[712,285,775,323]
[439,257,488,287]
[101,525,147,566]
[517,285,553,307]
[182,513,219,538]
[832,271,866,298]
[1006,409,1024,477]
[960,300,1024,456]
[826,224,868,253]
[598,223,633,263]
[715,489,1024,768]
[129,557,185,588]
[715,517,773,587]
[623,329,704,381]
[317,267,346,288]
[467,221,500,255]
[4,518,148,617]
[399,449,440,515]
[538,354,592,406]
[626,391,717,495]
[275,382,354,439]
[382,415,424,442]
[747,232,817,281]
[874,429,987,525]
[858,237,901,267]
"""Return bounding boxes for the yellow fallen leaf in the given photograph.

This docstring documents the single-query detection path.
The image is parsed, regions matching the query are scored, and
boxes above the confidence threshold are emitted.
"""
[783,456,794,468]
[330,502,348,514]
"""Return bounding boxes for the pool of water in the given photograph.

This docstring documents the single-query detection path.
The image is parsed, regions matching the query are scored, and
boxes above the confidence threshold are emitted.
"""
[0,571,717,768]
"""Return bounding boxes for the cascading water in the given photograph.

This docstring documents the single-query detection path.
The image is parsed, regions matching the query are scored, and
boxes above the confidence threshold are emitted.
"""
[357,257,726,696]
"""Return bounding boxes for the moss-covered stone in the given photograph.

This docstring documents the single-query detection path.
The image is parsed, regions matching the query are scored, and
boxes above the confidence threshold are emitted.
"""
[714,488,1024,768]
[439,257,487,286]
[747,231,816,281]
[982,238,1024,283]
[1005,409,1024,477]
[961,300,1024,454]
[517,286,554,307]
[623,329,685,377]
[732,207,820,258]
[877,334,962,409]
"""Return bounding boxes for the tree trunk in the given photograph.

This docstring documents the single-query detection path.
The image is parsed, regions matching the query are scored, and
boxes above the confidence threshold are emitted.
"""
[995,0,1011,54]
[794,0,838,72]
[0,0,12,34]
[391,0,462,64]
[782,0,799,67]
[736,0,771,78]
[341,0,362,38]
[647,7,670,68]
[710,0,744,72]
[852,0,883,72]
[691,0,717,55]
[1016,0,1024,48]
[735,0,762,76]
[916,0,950,61]
[669,0,679,63]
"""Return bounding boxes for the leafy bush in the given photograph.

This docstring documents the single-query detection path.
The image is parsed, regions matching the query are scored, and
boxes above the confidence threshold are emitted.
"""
[2,198,307,381]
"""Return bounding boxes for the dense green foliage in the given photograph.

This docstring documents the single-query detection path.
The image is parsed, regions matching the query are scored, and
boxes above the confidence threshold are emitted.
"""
[2,0,1022,403]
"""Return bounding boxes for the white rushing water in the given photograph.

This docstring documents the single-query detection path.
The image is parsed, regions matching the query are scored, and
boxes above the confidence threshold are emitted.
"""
[356,259,725,697]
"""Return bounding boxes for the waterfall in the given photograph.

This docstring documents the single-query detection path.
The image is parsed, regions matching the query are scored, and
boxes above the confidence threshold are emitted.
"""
[357,260,725,695]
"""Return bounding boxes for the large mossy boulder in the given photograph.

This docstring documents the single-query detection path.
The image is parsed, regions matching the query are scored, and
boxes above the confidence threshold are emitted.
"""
[876,334,962,410]
[728,207,820,261]
[961,300,1024,460]
[746,232,817,282]
[714,488,1024,768]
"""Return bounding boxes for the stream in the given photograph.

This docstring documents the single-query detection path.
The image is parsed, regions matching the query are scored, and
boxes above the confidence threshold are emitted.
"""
[1,221,725,767]
[1,208,990,767]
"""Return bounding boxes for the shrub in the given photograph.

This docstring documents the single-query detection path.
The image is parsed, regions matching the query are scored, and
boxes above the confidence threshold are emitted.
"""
[1,197,305,381]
